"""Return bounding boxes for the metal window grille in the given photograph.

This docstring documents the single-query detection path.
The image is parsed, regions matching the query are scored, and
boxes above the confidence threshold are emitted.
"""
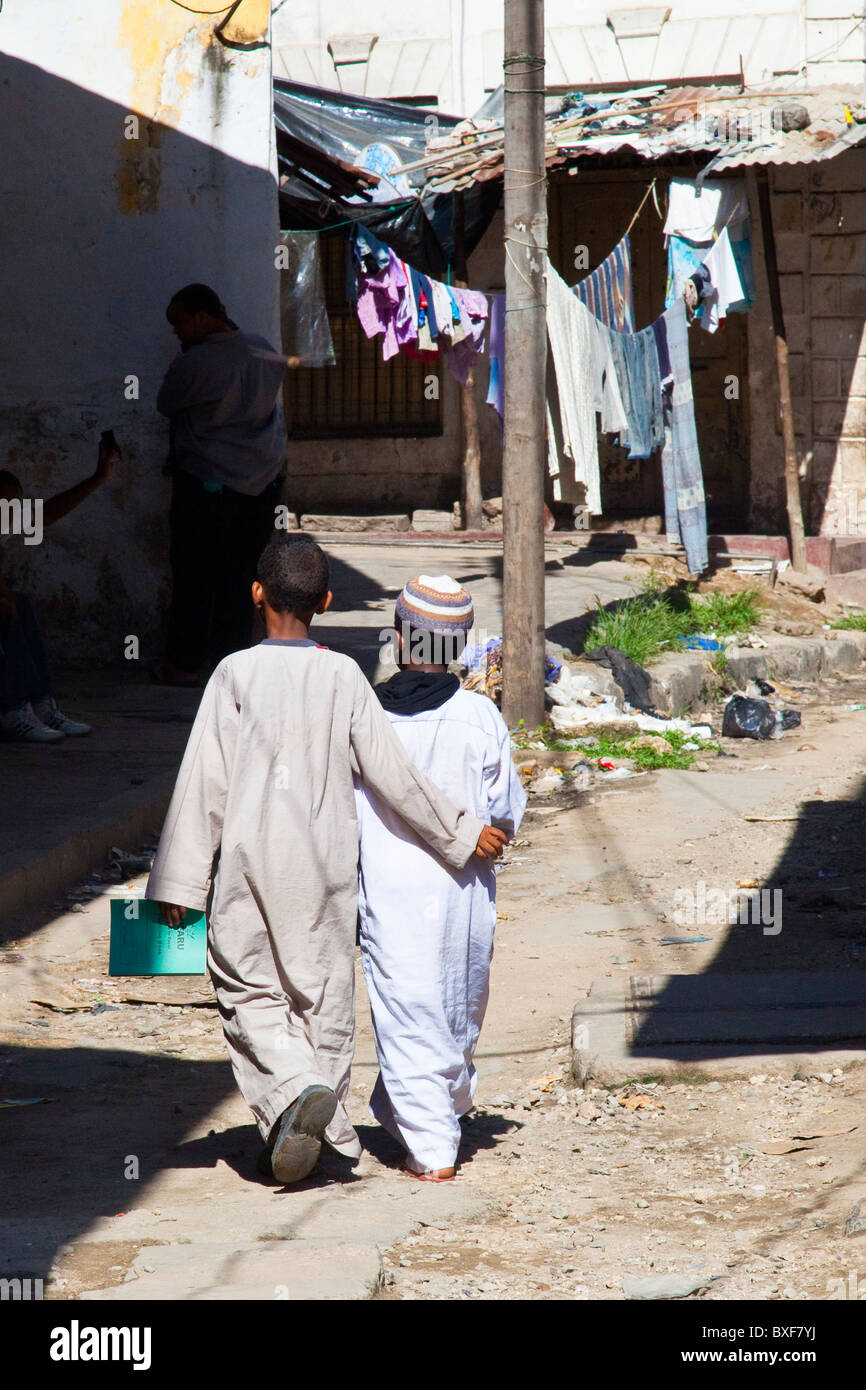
[285,232,443,439]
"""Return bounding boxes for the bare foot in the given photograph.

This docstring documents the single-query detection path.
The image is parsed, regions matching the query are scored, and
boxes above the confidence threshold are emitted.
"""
[403,1164,456,1183]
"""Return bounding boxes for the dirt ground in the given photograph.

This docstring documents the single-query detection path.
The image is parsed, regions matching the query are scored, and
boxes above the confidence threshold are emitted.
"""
[4,655,866,1301]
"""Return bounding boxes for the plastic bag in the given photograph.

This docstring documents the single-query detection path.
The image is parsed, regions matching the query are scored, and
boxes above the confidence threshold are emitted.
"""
[278,232,335,366]
[722,695,801,740]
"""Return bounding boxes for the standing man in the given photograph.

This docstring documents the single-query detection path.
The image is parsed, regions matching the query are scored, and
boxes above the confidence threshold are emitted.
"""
[155,283,286,687]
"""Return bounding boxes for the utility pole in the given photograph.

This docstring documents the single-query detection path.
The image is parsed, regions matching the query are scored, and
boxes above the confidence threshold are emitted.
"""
[755,166,807,573]
[501,0,547,730]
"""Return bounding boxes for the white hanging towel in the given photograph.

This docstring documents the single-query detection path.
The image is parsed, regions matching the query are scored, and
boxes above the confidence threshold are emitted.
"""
[663,177,749,244]
[546,266,603,514]
[700,227,746,333]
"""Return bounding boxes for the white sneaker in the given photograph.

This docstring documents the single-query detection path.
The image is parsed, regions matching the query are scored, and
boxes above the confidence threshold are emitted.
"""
[0,701,65,743]
[32,697,92,737]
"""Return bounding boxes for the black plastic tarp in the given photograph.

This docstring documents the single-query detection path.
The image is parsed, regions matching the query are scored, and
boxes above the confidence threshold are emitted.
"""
[274,80,501,276]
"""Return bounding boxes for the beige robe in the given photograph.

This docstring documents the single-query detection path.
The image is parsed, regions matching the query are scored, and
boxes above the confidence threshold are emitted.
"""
[145,638,484,1157]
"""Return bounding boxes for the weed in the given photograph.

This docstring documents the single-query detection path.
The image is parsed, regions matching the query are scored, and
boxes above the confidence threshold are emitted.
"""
[690,587,763,636]
[831,613,866,631]
[582,584,763,665]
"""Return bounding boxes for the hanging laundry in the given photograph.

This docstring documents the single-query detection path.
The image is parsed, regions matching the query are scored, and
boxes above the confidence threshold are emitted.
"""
[699,227,747,331]
[443,289,489,384]
[546,267,602,514]
[652,300,708,575]
[664,176,754,318]
[278,231,335,367]
[354,240,417,361]
[588,318,628,435]
[599,322,664,459]
[663,178,749,243]
[572,233,635,333]
[485,293,505,421]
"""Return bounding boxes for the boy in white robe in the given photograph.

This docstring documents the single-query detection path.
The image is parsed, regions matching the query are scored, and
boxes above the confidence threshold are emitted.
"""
[146,538,506,1185]
[356,575,527,1181]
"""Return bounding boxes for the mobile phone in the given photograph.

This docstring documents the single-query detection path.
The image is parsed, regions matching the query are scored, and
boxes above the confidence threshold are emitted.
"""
[101,429,120,454]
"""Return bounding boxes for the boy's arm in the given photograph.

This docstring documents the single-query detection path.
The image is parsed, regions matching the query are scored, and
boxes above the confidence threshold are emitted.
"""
[145,664,239,912]
[42,438,118,529]
[349,665,490,869]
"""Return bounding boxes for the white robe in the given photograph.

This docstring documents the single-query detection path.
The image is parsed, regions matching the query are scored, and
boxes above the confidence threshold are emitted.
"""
[145,639,485,1158]
[355,687,527,1171]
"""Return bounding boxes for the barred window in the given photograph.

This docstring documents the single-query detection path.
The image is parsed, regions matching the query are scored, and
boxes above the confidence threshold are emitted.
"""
[284,232,443,439]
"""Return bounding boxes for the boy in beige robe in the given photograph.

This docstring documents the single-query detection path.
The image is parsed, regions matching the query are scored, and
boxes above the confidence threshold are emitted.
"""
[146,534,504,1184]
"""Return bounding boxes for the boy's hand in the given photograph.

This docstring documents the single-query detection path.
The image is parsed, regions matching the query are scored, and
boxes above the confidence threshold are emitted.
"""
[96,438,120,481]
[159,902,188,928]
[475,825,507,860]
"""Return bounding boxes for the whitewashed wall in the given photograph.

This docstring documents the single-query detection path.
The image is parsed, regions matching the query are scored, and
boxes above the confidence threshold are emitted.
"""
[0,0,280,662]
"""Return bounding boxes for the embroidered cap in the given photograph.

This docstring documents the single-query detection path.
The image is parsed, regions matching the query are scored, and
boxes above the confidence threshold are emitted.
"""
[395,574,474,635]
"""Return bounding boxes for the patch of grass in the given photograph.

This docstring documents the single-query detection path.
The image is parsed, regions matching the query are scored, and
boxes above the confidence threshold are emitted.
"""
[583,591,700,666]
[689,586,764,636]
[709,648,729,677]
[581,584,763,665]
[831,613,866,630]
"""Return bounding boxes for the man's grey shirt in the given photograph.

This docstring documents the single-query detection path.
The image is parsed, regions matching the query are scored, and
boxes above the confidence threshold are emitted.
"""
[157,330,286,496]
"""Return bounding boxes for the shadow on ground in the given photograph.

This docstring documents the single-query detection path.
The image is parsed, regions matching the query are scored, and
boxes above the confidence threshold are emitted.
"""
[630,773,866,1058]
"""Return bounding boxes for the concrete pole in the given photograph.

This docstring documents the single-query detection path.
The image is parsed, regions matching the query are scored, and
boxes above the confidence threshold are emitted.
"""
[501,0,547,730]
[756,166,807,573]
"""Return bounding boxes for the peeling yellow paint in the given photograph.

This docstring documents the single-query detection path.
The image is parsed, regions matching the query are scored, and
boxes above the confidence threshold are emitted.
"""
[218,0,269,45]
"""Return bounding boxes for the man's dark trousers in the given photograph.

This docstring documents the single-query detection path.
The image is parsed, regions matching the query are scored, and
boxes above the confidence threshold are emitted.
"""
[166,470,283,671]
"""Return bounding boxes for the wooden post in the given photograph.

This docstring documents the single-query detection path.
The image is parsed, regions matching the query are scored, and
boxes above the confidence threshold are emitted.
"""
[501,0,547,730]
[453,190,483,532]
[755,166,807,573]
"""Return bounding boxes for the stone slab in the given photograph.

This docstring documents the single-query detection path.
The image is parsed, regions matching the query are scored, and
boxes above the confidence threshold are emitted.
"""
[80,1239,383,1301]
[299,514,410,533]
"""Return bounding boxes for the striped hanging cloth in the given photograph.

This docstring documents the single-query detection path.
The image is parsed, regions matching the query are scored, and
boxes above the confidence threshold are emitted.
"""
[572,233,635,334]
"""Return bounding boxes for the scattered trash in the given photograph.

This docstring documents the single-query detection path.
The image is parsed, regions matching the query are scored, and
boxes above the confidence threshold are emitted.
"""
[0,1097,54,1109]
[722,695,801,740]
[622,1271,721,1301]
[619,1094,659,1111]
[90,1003,121,1016]
[530,1074,560,1092]
[108,846,155,875]
[585,645,655,713]
[675,634,722,651]
[660,936,711,944]
[845,1201,866,1238]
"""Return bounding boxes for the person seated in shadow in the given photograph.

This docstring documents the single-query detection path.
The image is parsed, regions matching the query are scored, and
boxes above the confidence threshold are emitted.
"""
[0,436,119,743]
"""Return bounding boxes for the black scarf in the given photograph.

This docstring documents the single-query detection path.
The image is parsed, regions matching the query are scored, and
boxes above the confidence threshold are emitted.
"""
[377,669,459,715]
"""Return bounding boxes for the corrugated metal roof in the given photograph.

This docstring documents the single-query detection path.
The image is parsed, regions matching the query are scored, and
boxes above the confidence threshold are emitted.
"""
[417,81,866,192]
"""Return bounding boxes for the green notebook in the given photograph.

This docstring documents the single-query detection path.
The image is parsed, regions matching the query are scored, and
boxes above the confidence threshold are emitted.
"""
[109,898,208,976]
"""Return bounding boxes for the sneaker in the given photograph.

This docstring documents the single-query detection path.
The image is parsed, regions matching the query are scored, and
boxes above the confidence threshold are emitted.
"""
[0,702,65,743]
[32,697,92,737]
[266,1085,338,1185]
